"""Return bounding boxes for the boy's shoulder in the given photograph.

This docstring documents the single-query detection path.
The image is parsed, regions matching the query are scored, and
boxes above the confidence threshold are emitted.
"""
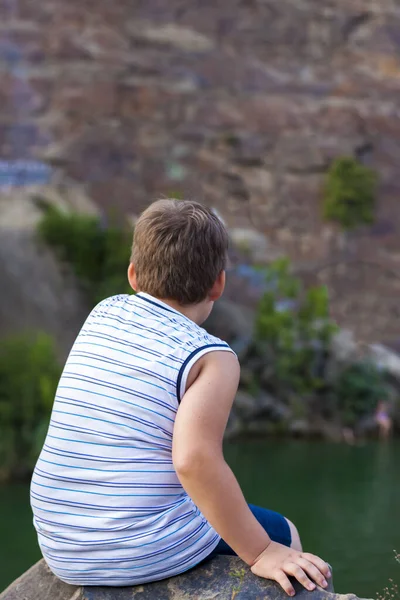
[193,326,232,349]
[85,293,233,353]
[131,292,232,347]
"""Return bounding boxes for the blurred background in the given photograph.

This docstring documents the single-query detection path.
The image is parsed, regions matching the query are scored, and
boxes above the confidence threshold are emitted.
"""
[0,0,399,597]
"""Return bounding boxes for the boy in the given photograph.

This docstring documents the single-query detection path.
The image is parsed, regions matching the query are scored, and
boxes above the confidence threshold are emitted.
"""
[31,199,331,596]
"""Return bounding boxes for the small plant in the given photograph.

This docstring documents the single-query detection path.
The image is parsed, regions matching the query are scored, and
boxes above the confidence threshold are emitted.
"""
[230,567,246,598]
[323,156,377,230]
[253,258,338,399]
[38,206,132,306]
[332,361,388,427]
[377,579,399,600]
[0,333,61,481]
[167,190,184,200]
[377,551,399,600]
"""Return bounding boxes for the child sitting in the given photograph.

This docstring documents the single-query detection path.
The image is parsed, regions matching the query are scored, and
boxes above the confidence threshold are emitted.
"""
[31,199,330,596]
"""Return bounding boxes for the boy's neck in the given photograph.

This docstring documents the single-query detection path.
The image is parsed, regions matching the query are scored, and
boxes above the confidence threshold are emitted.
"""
[147,294,211,326]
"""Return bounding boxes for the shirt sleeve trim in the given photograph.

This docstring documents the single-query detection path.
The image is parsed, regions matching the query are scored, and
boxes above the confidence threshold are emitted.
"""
[176,343,235,404]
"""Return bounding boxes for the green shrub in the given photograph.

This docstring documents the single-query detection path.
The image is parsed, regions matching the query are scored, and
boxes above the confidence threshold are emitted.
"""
[253,258,338,398]
[323,156,377,230]
[38,206,132,306]
[331,361,388,427]
[0,333,61,481]
[251,258,390,426]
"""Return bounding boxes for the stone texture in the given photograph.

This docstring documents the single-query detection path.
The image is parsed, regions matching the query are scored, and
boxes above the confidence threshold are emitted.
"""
[0,557,371,600]
[367,343,400,380]
[0,185,96,358]
[233,390,292,425]
[3,0,400,342]
[0,560,80,600]
[330,330,360,364]
[203,298,254,359]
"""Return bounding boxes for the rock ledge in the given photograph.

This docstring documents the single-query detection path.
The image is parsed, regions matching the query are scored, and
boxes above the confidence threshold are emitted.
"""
[0,557,372,600]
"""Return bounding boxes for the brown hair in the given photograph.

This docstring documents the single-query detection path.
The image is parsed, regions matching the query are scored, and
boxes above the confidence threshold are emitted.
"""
[131,199,228,304]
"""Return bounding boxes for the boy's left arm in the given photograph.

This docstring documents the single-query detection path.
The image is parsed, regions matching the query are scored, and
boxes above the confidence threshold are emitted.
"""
[172,351,330,596]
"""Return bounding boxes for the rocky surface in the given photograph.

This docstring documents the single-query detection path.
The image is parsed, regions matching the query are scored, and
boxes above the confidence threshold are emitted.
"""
[204,313,400,439]
[203,298,255,359]
[2,0,400,342]
[0,180,397,437]
[0,559,78,600]
[0,557,371,600]
[0,185,96,358]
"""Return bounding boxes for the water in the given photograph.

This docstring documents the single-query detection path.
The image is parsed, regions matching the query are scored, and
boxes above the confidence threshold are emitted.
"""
[0,483,42,591]
[223,440,400,598]
[0,441,399,597]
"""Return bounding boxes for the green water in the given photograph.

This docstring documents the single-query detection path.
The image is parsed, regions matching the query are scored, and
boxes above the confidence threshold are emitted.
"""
[0,441,399,596]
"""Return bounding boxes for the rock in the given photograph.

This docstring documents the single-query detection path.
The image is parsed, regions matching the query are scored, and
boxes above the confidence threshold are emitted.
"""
[289,419,313,437]
[243,419,283,436]
[355,415,378,437]
[330,330,359,364]
[326,329,361,386]
[316,422,343,443]
[33,185,100,217]
[0,557,372,600]
[234,390,291,424]
[128,23,214,53]
[239,365,257,387]
[230,228,276,263]
[5,0,400,340]
[367,344,400,381]
[257,392,292,422]
[0,185,95,358]
[203,299,254,359]
[0,560,78,600]
[259,364,276,387]
[234,390,259,419]
[224,411,243,440]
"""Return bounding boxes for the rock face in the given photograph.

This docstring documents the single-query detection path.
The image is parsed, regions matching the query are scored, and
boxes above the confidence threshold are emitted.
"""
[0,185,96,358]
[0,558,371,600]
[203,298,254,359]
[2,0,400,342]
[0,559,77,600]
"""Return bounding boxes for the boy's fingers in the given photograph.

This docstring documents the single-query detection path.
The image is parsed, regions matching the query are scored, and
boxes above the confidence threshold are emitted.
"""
[301,553,331,578]
[284,563,315,592]
[274,570,295,597]
[296,558,328,588]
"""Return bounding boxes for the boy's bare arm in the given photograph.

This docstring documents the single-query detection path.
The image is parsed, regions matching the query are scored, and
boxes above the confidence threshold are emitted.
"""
[173,351,269,564]
[172,351,330,596]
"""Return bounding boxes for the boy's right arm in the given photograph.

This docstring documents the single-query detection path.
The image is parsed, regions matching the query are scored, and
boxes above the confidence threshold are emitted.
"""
[172,351,331,596]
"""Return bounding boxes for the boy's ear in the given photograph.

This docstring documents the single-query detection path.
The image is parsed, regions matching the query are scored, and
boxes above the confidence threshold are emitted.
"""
[208,270,225,302]
[127,263,138,292]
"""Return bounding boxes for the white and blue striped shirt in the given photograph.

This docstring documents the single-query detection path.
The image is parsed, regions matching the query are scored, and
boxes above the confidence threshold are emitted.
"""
[30,292,234,586]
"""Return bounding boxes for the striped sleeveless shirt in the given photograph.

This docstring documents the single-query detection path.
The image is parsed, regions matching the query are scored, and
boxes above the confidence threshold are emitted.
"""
[30,292,234,586]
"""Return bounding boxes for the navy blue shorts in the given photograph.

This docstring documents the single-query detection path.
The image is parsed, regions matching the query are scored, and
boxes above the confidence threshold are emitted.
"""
[208,504,292,558]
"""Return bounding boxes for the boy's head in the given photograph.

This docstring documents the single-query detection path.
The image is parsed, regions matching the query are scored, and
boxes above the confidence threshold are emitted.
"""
[129,199,228,305]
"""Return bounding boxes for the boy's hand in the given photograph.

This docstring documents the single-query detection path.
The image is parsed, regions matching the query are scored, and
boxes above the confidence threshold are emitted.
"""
[251,541,331,597]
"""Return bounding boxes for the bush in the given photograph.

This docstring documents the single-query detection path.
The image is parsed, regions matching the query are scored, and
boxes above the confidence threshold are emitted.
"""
[331,361,388,427]
[323,156,377,230]
[248,257,391,428]
[0,333,61,481]
[252,258,338,399]
[38,206,132,305]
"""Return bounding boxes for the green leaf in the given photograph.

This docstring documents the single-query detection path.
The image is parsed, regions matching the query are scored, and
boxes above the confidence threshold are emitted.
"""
[323,156,378,230]
[38,206,133,306]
